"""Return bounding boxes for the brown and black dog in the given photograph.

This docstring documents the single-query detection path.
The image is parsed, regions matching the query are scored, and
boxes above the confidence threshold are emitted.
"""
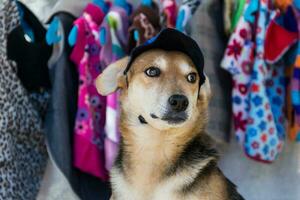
[96,39,244,200]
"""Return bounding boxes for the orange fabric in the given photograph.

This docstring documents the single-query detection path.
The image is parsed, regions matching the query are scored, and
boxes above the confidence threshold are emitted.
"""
[296,56,300,66]
[285,65,300,140]
[274,0,292,11]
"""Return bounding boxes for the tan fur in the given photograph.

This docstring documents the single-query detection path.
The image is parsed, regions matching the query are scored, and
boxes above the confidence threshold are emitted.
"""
[96,50,228,200]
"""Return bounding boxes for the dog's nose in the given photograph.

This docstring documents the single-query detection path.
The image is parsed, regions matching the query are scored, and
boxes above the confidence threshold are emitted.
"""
[168,95,189,112]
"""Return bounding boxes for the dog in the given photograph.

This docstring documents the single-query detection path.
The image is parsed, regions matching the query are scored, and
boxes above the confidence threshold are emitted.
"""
[96,29,244,200]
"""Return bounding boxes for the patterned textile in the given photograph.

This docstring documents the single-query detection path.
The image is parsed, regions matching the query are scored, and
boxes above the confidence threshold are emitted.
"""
[291,7,300,127]
[245,0,283,162]
[264,6,300,141]
[99,5,129,171]
[221,1,254,144]
[160,0,178,28]
[222,0,285,162]
[70,3,109,180]
[0,1,48,199]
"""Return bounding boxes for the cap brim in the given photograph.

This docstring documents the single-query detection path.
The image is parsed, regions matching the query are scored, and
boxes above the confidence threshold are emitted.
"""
[124,28,205,85]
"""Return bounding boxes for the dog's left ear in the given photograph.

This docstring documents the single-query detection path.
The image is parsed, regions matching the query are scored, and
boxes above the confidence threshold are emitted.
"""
[199,75,212,101]
[95,56,129,96]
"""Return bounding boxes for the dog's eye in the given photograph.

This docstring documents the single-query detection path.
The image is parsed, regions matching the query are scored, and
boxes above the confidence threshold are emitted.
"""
[187,73,197,83]
[145,67,161,77]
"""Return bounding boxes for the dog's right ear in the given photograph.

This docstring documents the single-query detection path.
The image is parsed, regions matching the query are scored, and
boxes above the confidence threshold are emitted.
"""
[95,56,129,96]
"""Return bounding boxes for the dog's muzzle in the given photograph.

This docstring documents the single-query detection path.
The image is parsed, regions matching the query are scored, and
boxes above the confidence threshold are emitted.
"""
[149,94,189,125]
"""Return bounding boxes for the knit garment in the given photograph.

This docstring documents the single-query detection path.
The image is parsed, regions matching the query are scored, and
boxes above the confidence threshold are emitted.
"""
[70,3,109,180]
[99,5,129,171]
[128,3,161,52]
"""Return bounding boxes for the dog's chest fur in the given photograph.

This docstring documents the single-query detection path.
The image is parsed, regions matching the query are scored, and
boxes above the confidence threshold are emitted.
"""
[110,131,232,200]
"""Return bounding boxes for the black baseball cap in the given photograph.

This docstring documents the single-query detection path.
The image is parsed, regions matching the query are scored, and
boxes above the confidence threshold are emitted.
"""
[123,28,205,86]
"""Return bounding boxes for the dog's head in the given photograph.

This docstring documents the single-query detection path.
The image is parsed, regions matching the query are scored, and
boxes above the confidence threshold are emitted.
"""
[96,49,211,132]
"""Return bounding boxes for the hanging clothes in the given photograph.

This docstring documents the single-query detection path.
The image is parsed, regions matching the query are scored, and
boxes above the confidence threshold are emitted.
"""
[128,3,161,52]
[222,0,286,162]
[264,5,300,142]
[160,0,178,28]
[290,6,300,134]
[244,0,283,162]
[70,3,109,180]
[7,2,52,92]
[0,1,48,199]
[45,5,111,198]
[99,5,129,171]
[221,0,254,144]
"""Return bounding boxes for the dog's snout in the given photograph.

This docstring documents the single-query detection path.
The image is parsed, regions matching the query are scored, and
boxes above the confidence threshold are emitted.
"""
[168,95,189,112]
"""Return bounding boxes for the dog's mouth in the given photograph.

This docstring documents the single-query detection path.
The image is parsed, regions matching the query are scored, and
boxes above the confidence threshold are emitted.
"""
[151,112,188,124]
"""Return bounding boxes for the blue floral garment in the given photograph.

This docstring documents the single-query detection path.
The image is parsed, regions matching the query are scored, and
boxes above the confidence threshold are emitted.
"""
[245,0,284,162]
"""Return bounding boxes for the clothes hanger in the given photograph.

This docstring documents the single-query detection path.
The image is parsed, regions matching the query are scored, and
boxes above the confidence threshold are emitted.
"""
[141,0,152,7]
[294,0,300,10]
[176,8,185,32]
[176,0,201,33]
[244,0,259,23]
[16,2,35,42]
[46,17,62,45]
[68,0,109,47]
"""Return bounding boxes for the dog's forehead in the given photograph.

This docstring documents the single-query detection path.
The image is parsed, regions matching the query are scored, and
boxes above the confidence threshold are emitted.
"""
[132,49,196,72]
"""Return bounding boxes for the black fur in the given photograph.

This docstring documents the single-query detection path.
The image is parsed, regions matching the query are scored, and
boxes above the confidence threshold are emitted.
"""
[164,133,245,200]
[224,175,245,200]
[164,133,218,177]
[181,160,218,194]
[114,139,125,173]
